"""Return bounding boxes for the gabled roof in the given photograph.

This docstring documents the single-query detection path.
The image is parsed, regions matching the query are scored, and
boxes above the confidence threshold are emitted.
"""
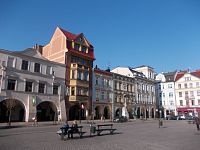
[175,70,200,81]
[175,72,186,81]
[163,71,177,82]
[191,70,200,78]
[16,48,48,60]
[59,27,92,47]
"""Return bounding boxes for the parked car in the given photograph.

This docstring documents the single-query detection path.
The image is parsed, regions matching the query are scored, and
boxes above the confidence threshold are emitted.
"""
[178,115,186,120]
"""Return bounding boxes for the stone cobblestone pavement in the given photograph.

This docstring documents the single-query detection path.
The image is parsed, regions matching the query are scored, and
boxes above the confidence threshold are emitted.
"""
[0,120,200,150]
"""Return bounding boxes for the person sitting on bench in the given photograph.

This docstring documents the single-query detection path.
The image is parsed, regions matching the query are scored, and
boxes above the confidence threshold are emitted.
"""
[68,120,78,138]
[61,120,69,135]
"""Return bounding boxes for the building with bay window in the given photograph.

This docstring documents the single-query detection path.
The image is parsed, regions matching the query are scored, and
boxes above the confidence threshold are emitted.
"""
[42,27,95,121]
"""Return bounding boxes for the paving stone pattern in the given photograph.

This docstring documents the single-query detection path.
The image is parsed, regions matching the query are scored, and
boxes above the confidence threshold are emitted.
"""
[0,120,200,150]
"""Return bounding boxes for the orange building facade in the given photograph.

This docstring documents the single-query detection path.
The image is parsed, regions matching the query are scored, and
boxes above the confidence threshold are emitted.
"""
[42,27,95,121]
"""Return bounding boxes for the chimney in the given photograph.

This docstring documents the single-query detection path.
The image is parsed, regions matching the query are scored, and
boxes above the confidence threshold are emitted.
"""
[33,44,43,54]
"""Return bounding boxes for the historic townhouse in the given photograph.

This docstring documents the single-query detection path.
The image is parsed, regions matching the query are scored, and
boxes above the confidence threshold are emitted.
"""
[42,27,95,121]
[92,67,113,120]
[111,66,156,119]
[156,71,177,118]
[175,70,200,117]
[112,72,135,119]
[0,48,66,122]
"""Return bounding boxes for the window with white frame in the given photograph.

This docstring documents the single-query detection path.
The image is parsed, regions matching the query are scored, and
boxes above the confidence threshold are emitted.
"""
[25,81,33,92]
[38,82,45,93]
[21,60,29,70]
[34,63,40,73]
[7,79,16,90]
[168,84,172,88]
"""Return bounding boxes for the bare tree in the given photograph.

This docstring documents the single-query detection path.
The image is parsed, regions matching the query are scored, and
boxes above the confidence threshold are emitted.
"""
[4,98,17,126]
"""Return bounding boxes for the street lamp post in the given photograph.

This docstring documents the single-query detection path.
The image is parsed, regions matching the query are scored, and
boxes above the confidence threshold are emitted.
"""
[159,110,162,128]
[79,104,84,123]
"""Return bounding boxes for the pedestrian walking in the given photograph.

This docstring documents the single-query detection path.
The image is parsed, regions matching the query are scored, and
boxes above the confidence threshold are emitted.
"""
[32,115,38,126]
[194,116,200,131]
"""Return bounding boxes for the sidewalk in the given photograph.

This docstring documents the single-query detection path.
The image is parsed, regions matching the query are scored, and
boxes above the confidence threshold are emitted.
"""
[0,118,158,129]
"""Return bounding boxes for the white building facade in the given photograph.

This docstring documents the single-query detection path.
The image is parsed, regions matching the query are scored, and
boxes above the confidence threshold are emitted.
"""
[175,70,200,117]
[0,48,67,122]
[156,72,177,118]
[111,66,156,119]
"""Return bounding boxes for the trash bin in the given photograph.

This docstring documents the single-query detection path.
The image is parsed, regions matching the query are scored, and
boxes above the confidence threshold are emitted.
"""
[90,126,96,134]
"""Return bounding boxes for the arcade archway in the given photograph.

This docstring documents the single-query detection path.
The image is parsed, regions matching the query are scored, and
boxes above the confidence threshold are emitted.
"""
[36,101,57,121]
[104,106,110,119]
[94,106,101,119]
[0,99,25,123]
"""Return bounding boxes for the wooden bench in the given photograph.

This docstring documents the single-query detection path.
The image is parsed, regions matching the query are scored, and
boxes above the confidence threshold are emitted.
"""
[96,124,116,136]
[57,126,86,140]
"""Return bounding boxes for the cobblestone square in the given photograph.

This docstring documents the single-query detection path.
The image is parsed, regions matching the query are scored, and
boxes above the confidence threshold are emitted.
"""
[0,120,200,150]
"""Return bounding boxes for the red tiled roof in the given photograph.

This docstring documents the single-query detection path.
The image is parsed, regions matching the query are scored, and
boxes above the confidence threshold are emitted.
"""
[175,72,185,81]
[59,27,80,40]
[191,70,200,78]
[175,70,200,81]
[59,27,92,46]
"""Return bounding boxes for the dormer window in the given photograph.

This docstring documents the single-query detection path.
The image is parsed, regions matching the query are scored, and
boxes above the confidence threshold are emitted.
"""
[74,43,80,51]
[34,63,40,73]
[21,60,29,70]
[82,46,87,53]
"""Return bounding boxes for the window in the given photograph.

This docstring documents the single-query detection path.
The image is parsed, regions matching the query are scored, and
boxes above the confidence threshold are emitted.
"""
[196,82,200,88]
[190,91,194,97]
[38,83,45,93]
[71,70,76,79]
[74,43,80,50]
[21,60,29,70]
[159,93,162,97]
[170,101,174,105]
[186,100,189,106]
[7,57,15,68]
[34,63,40,73]
[7,79,16,90]
[184,83,188,88]
[25,81,33,92]
[96,90,100,100]
[185,91,189,98]
[197,90,200,96]
[46,66,52,75]
[53,84,59,95]
[163,93,165,97]
[168,84,172,88]
[189,83,193,88]
[83,71,88,81]
[158,85,161,89]
[77,88,81,95]
[179,92,182,97]
[169,92,173,97]
[82,46,87,53]
[185,77,191,81]
[71,87,75,95]
[191,100,195,105]
[96,77,99,85]
[180,100,183,106]
[83,88,88,96]
[178,84,181,89]
[102,91,105,100]
[198,99,200,105]
[77,70,82,80]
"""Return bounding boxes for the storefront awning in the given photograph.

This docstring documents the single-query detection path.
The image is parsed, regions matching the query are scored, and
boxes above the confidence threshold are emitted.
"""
[177,107,200,112]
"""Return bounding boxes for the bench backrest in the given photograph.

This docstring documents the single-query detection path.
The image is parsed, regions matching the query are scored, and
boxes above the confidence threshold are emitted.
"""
[97,124,113,128]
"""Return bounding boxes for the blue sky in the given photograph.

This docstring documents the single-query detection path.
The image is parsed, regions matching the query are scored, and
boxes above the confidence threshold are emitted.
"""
[1,0,200,73]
